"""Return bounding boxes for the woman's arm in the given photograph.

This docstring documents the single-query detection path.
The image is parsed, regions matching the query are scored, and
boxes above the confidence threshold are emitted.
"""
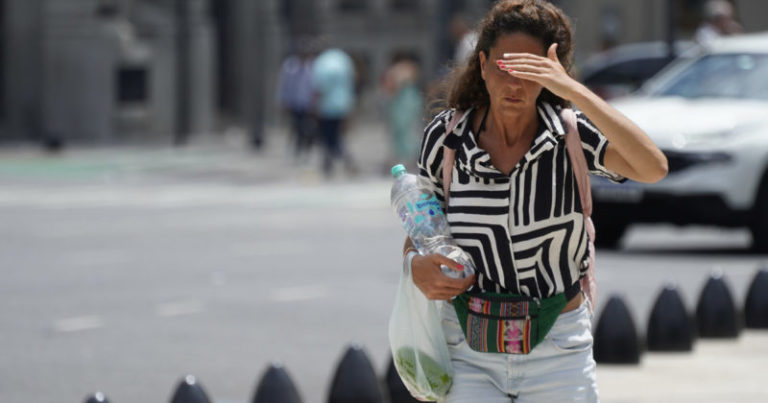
[567,83,668,183]
[402,237,475,300]
[499,44,668,183]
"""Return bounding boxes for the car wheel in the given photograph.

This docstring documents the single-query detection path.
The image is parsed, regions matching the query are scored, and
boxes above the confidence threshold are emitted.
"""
[751,175,768,253]
[593,215,628,250]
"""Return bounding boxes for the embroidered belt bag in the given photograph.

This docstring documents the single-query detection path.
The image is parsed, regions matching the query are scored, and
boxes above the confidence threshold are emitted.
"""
[451,283,580,354]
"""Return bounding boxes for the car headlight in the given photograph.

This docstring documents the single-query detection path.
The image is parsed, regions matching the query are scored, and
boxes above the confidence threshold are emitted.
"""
[663,150,733,174]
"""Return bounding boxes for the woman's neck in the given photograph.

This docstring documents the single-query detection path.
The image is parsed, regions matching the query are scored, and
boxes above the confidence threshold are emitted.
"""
[485,104,539,148]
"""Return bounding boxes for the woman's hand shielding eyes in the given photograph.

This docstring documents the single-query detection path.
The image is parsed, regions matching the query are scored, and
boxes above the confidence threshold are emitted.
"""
[496,43,578,101]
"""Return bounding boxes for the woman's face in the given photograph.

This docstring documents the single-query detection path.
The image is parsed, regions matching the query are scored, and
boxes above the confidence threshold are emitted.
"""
[479,32,546,113]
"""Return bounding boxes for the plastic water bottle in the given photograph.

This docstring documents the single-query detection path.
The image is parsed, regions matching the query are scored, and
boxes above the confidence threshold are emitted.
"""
[390,164,476,279]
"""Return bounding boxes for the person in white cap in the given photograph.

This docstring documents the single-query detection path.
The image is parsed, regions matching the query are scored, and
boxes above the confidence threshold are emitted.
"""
[694,0,743,44]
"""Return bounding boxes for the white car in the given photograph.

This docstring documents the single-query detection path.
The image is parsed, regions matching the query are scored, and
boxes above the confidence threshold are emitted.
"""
[591,32,768,252]
[579,40,695,100]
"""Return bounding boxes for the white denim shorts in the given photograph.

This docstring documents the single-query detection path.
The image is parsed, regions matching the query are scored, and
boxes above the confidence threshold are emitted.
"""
[438,298,598,402]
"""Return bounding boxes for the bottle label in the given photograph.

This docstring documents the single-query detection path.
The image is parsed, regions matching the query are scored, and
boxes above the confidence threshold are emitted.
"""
[398,193,444,232]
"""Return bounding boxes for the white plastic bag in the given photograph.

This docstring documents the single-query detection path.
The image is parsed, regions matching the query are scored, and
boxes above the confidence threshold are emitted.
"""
[388,253,454,401]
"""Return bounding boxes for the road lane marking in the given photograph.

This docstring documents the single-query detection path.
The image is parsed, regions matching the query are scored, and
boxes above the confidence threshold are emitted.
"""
[53,315,104,333]
[269,285,329,303]
[210,271,227,286]
[156,300,204,317]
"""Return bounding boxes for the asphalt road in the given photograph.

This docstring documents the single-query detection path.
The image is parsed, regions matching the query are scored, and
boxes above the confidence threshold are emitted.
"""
[1,128,766,403]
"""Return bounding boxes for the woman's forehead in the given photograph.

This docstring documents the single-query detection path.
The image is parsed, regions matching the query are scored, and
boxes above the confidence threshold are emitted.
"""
[490,32,546,56]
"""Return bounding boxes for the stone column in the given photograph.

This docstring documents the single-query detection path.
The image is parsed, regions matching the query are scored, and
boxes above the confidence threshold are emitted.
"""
[41,0,117,143]
[186,0,215,137]
[3,0,43,141]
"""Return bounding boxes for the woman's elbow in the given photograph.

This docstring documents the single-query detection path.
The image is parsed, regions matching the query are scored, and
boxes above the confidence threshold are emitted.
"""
[644,154,669,183]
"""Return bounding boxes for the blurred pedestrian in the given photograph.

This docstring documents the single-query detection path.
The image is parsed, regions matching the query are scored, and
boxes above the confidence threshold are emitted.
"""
[312,46,358,177]
[401,1,668,401]
[694,0,743,45]
[381,52,424,171]
[450,14,479,65]
[277,39,316,161]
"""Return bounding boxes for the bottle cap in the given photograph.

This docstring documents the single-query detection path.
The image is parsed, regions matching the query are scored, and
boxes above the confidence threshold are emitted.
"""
[391,164,407,178]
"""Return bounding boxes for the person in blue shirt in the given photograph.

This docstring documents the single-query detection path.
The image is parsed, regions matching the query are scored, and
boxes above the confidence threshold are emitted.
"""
[277,41,316,160]
[312,47,357,177]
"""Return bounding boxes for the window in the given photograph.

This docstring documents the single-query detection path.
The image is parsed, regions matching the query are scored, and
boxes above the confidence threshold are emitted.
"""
[584,58,671,88]
[116,67,149,104]
[656,54,768,100]
[337,0,368,13]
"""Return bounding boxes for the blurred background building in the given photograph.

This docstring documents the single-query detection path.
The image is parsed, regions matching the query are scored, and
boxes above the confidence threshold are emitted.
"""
[0,0,766,145]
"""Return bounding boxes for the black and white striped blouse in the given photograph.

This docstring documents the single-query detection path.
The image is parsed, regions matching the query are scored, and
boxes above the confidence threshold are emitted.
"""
[418,101,625,298]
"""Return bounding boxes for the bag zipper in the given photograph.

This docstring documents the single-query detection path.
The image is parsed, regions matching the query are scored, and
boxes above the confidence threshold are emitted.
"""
[467,310,538,321]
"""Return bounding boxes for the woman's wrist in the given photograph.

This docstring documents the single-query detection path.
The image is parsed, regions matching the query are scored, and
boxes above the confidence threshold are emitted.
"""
[403,249,419,276]
[561,80,588,105]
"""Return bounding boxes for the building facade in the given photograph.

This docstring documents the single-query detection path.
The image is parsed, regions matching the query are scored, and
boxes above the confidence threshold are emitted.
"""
[1,0,215,144]
[1,0,766,144]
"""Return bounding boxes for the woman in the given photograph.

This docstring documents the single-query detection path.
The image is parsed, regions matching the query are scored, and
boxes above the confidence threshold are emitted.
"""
[382,53,424,169]
[401,1,667,401]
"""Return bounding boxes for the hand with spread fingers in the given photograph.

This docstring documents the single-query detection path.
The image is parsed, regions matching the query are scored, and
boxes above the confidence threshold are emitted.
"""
[411,253,476,300]
[497,43,578,101]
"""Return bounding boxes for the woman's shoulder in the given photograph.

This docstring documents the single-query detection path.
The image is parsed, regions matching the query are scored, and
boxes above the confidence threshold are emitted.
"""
[570,108,601,133]
[423,108,475,156]
[546,103,595,132]
[420,109,466,163]
[423,109,454,141]
[426,108,455,129]
[426,108,474,134]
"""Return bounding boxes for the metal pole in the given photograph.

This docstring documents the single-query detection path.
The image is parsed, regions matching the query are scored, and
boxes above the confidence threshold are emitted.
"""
[434,0,457,76]
[666,0,678,62]
[250,0,265,150]
[174,0,190,146]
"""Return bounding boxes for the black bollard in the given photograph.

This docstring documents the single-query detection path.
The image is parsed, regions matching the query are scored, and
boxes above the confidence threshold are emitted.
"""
[696,273,741,338]
[84,392,110,403]
[385,356,421,403]
[593,295,641,364]
[646,284,695,351]
[327,345,384,403]
[169,375,212,403]
[745,269,768,329]
[252,363,302,403]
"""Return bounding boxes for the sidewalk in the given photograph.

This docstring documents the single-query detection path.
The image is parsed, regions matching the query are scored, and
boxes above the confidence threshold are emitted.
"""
[1,123,766,402]
[0,121,395,186]
[597,330,768,402]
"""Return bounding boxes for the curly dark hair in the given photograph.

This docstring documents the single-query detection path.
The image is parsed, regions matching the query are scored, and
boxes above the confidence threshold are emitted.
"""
[444,0,574,111]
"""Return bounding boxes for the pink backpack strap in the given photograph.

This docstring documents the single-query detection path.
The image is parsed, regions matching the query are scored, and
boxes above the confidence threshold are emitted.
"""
[561,108,593,217]
[562,108,598,310]
[441,110,466,204]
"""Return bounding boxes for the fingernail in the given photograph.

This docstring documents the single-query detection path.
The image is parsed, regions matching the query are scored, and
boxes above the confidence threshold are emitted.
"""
[457,264,464,270]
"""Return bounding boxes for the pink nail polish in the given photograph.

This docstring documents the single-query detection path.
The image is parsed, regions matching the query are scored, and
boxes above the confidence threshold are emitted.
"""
[457,264,464,270]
